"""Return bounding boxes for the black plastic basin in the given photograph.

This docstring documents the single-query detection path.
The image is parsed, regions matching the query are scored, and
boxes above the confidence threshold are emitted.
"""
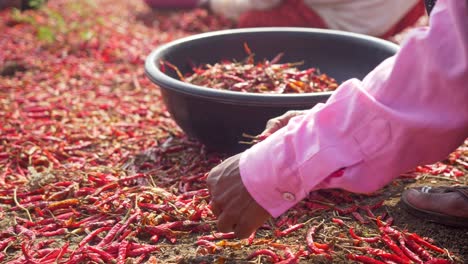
[145,27,399,153]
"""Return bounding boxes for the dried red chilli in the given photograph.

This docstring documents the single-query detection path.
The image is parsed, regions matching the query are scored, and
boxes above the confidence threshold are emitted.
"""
[52,181,75,187]
[414,162,464,177]
[47,198,80,211]
[198,232,236,241]
[34,239,56,251]
[117,229,133,242]
[335,205,359,215]
[97,221,124,247]
[247,230,256,246]
[83,219,116,228]
[331,218,346,226]
[126,245,160,257]
[346,253,386,264]
[15,225,36,240]
[133,254,147,264]
[275,223,305,237]
[68,253,87,264]
[380,226,401,238]
[21,242,39,263]
[86,245,117,263]
[0,236,16,251]
[15,216,36,228]
[168,44,339,94]
[364,247,409,264]
[384,217,394,226]
[79,226,112,248]
[398,236,423,264]
[404,236,433,261]
[115,210,141,236]
[376,216,388,228]
[196,239,218,252]
[21,194,44,203]
[40,228,68,237]
[276,247,303,264]
[352,211,369,224]
[137,202,173,211]
[11,200,48,211]
[380,234,411,262]
[349,227,380,243]
[247,249,280,262]
[406,233,445,254]
[116,239,130,264]
[118,173,146,184]
[276,215,290,228]
[36,223,59,233]
[94,190,122,208]
[85,252,104,264]
[75,214,106,226]
[306,224,329,255]
[368,200,385,210]
[75,187,96,197]
[424,259,452,264]
[39,242,69,262]
[0,2,461,263]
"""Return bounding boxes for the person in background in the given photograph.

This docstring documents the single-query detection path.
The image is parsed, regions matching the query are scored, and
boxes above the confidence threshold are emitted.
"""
[144,0,425,39]
[206,0,468,239]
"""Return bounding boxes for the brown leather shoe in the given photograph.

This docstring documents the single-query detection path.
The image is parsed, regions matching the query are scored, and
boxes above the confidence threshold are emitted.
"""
[401,186,468,228]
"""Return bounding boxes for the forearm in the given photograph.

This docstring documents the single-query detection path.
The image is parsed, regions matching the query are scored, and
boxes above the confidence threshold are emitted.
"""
[239,0,468,218]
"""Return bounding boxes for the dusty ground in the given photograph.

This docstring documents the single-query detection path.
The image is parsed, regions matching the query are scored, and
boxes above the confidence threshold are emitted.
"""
[0,1,466,263]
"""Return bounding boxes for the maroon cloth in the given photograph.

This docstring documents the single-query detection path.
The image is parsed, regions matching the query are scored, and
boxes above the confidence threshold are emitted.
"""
[238,0,327,29]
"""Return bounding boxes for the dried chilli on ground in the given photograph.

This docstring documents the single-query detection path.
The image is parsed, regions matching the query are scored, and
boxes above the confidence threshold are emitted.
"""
[0,1,467,263]
[164,43,339,94]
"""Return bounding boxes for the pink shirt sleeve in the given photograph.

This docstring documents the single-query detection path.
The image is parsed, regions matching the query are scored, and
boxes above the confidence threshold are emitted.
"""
[239,0,468,218]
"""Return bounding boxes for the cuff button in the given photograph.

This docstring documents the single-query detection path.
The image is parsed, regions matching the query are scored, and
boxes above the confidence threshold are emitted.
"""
[282,192,296,202]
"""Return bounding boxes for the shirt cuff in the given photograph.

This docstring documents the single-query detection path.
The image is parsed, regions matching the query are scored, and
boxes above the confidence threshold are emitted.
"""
[238,87,366,218]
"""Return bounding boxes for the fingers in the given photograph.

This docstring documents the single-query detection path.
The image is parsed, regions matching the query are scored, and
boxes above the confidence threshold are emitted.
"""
[205,152,268,238]
[216,210,238,233]
[262,118,282,135]
[263,111,291,134]
[261,110,306,135]
[216,196,253,233]
[209,201,222,217]
[234,202,271,239]
[216,200,270,239]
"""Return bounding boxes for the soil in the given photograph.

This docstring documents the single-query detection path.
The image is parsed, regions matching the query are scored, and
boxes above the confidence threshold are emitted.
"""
[0,1,466,263]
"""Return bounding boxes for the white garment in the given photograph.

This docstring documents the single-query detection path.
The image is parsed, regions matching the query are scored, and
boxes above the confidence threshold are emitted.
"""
[210,0,282,20]
[209,0,420,36]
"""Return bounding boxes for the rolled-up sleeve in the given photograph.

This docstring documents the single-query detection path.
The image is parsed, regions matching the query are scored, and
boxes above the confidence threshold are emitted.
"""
[239,0,468,218]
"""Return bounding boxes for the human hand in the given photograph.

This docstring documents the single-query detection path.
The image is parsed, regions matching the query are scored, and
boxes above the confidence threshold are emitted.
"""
[261,110,308,136]
[206,153,271,239]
